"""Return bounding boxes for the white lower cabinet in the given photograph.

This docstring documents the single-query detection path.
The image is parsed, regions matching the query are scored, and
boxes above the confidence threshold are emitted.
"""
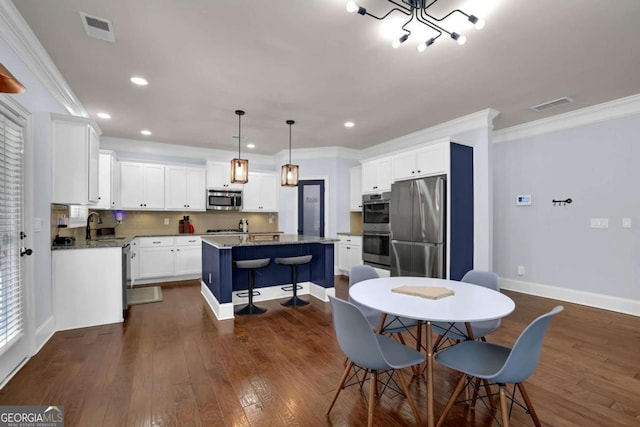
[133,236,202,283]
[53,247,123,330]
[338,235,363,274]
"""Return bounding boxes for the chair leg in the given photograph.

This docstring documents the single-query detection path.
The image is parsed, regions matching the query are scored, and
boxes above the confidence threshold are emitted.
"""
[436,374,467,427]
[499,385,510,427]
[517,382,542,427]
[396,368,421,426]
[368,369,376,427]
[327,360,353,415]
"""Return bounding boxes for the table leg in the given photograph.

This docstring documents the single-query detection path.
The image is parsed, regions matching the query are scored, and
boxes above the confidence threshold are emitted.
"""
[426,320,434,427]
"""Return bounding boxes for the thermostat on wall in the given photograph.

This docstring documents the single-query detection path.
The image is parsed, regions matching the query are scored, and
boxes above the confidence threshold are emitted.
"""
[516,195,532,206]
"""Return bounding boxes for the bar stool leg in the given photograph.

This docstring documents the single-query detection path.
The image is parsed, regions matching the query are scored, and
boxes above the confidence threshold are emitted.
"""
[281,265,309,307]
[236,269,266,315]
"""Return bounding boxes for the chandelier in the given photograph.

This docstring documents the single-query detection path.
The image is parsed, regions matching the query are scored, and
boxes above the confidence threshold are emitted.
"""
[280,120,299,187]
[230,110,248,184]
[345,0,485,52]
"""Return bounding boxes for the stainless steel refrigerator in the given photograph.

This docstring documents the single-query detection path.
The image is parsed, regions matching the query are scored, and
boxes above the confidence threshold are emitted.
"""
[390,176,446,278]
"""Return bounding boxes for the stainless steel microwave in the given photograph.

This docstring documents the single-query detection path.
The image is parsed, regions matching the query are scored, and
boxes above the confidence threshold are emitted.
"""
[206,189,242,210]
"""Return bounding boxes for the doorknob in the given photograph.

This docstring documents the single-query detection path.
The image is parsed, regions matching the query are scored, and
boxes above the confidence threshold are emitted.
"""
[21,248,33,256]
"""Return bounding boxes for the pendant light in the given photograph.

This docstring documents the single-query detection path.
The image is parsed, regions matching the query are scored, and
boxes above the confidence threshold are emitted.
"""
[0,63,26,94]
[230,109,249,184]
[281,119,299,187]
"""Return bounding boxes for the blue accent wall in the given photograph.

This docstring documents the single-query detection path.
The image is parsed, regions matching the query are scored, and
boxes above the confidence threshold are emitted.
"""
[449,143,474,280]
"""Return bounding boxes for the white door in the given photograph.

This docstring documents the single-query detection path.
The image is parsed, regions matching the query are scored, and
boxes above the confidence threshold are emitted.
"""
[0,104,29,383]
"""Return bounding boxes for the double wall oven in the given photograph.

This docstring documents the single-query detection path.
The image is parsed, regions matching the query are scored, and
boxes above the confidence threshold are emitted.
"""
[362,192,391,269]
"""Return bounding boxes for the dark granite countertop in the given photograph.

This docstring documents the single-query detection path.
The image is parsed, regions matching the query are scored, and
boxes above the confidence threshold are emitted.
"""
[51,236,132,250]
[202,234,338,249]
[337,231,363,236]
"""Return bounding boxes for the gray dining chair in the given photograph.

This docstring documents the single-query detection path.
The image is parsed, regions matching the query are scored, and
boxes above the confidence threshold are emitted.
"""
[435,305,564,427]
[432,269,502,348]
[326,296,424,427]
[349,265,418,340]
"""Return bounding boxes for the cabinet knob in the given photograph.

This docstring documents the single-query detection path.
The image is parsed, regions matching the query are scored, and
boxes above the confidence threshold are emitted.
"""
[417,170,421,173]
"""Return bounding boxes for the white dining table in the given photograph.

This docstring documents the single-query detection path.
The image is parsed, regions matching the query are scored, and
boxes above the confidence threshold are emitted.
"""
[349,276,516,427]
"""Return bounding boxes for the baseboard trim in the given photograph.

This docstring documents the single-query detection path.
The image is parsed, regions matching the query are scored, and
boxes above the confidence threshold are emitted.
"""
[33,315,55,356]
[501,278,640,317]
[200,281,234,321]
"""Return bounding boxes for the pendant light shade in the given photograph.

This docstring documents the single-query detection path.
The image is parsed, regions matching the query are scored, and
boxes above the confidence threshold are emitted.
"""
[0,63,26,94]
[230,110,249,184]
[281,120,299,187]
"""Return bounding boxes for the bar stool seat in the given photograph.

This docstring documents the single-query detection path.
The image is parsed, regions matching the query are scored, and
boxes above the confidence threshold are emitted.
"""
[234,258,270,315]
[276,255,312,307]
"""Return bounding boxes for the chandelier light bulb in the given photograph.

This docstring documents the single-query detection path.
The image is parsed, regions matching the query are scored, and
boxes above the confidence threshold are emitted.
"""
[417,42,427,52]
[457,35,467,45]
[468,15,486,30]
[346,1,358,13]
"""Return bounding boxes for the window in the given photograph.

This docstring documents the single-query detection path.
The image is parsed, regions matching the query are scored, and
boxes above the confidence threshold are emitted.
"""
[0,110,24,355]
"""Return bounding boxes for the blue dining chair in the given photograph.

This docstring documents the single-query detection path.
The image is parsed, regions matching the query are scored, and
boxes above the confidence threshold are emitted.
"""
[435,305,564,427]
[326,296,425,427]
[432,269,502,348]
[349,265,419,340]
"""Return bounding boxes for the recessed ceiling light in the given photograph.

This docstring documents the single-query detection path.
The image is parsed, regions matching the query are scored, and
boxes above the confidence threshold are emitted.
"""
[344,121,355,128]
[96,112,111,119]
[140,129,151,136]
[130,76,148,86]
[246,143,255,149]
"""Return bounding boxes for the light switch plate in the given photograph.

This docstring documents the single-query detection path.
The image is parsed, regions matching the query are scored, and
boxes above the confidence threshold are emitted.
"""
[590,218,609,228]
[622,218,631,228]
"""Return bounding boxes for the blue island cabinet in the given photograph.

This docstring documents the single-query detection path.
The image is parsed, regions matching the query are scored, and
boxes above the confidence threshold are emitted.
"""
[201,235,335,320]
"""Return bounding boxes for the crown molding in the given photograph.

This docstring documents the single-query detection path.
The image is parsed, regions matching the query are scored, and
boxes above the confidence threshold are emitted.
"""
[273,146,361,164]
[493,93,640,144]
[361,108,499,159]
[0,0,87,118]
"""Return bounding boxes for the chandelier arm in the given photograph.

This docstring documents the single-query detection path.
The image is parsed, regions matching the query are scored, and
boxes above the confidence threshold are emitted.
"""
[423,8,469,22]
[365,6,410,20]
[417,8,450,36]
[387,0,412,13]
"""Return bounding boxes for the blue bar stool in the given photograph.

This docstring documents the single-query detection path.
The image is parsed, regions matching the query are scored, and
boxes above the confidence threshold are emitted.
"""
[276,255,312,307]
[234,258,270,315]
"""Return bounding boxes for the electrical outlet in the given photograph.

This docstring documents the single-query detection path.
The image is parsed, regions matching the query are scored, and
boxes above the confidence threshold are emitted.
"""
[517,265,525,276]
[590,218,608,228]
[622,218,631,228]
[164,218,170,225]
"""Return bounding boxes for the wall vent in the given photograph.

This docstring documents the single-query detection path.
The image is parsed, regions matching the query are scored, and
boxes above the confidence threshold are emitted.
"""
[531,97,574,112]
[80,12,116,43]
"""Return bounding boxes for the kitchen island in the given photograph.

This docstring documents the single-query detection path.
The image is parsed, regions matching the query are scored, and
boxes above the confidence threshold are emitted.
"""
[201,234,337,320]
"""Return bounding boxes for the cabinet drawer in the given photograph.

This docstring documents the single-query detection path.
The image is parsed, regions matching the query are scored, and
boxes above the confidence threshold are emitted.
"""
[339,235,362,245]
[139,236,174,247]
[175,235,201,246]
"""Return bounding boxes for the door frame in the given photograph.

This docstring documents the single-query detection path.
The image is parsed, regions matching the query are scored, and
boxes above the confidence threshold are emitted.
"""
[285,174,331,238]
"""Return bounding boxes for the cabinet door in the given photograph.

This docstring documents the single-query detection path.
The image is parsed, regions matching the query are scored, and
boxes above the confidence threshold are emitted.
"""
[165,166,188,209]
[258,173,278,211]
[143,164,165,209]
[349,166,362,211]
[206,161,242,190]
[349,244,363,268]
[392,151,417,181]
[87,125,100,203]
[242,174,260,211]
[338,243,351,272]
[175,239,202,275]
[139,246,175,278]
[377,158,392,192]
[120,162,145,208]
[416,143,446,177]
[186,167,206,210]
[362,162,379,193]
[96,152,112,209]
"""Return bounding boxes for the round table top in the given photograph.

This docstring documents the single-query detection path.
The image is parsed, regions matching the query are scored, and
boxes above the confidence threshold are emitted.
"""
[349,276,515,323]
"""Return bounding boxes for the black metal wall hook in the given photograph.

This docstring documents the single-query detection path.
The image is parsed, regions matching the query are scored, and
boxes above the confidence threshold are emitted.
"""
[552,198,572,206]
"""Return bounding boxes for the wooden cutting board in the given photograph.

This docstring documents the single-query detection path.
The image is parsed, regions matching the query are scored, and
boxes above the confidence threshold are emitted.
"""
[391,285,454,300]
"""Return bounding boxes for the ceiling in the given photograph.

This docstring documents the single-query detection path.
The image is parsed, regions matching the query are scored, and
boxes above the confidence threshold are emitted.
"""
[11,0,640,156]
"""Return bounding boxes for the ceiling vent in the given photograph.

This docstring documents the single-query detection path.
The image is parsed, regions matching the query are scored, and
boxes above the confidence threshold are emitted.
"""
[531,97,574,112]
[80,12,116,43]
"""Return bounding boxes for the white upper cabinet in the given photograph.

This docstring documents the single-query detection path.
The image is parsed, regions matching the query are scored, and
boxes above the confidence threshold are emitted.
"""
[206,161,243,190]
[120,162,165,209]
[52,115,100,205]
[165,165,206,211]
[350,166,363,211]
[362,158,391,194]
[96,150,118,210]
[392,142,447,181]
[242,171,278,212]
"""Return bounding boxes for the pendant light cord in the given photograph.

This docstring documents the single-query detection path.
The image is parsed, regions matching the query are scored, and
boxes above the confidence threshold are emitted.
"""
[286,119,295,165]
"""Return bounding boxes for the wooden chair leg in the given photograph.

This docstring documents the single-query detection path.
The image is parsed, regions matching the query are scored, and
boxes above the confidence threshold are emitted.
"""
[517,382,542,427]
[471,377,481,408]
[396,368,421,426]
[327,360,353,415]
[499,385,510,427]
[436,374,467,427]
[368,369,376,427]
[482,378,496,410]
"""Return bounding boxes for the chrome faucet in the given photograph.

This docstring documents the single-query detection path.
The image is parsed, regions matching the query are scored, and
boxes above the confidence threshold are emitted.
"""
[86,212,102,240]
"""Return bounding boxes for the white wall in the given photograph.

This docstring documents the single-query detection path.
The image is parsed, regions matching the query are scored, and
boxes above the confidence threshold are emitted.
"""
[493,109,640,314]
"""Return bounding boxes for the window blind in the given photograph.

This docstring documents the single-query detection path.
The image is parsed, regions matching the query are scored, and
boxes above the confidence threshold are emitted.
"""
[0,111,24,355]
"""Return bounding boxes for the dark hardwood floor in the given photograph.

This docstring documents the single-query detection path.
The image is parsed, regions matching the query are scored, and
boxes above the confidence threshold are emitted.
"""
[1,277,638,426]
